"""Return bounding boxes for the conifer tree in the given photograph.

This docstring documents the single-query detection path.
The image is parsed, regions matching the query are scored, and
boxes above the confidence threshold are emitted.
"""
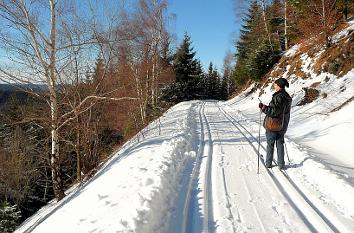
[174,33,201,84]
[234,0,282,84]
[234,0,263,85]
[236,0,263,62]
[269,0,286,51]
[206,63,221,99]
[0,201,21,233]
[246,40,281,81]
[161,33,204,102]
[220,76,230,100]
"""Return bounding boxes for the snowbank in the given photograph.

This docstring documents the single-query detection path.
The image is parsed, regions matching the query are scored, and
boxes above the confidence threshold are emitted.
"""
[16,101,201,233]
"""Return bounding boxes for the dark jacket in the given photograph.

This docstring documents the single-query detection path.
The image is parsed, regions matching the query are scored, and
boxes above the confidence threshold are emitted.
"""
[263,89,292,133]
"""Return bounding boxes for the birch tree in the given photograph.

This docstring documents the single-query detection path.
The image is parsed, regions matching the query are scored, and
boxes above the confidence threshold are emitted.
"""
[0,0,67,200]
[0,0,136,200]
[222,50,235,96]
[260,0,274,51]
[113,0,172,124]
[284,0,288,50]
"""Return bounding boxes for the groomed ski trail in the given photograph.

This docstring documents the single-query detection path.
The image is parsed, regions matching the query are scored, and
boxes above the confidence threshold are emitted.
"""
[182,101,352,233]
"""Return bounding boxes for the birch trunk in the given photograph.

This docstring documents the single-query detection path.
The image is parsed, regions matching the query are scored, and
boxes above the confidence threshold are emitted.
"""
[151,61,156,107]
[133,65,146,123]
[76,113,81,182]
[284,0,288,50]
[260,0,274,52]
[49,0,64,200]
[321,0,331,48]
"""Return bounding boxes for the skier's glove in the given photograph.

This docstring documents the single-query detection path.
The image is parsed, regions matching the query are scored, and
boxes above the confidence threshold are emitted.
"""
[259,103,267,112]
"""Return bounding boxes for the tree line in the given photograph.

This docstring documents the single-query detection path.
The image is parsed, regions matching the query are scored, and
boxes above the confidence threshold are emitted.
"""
[233,0,353,86]
[161,33,234,103]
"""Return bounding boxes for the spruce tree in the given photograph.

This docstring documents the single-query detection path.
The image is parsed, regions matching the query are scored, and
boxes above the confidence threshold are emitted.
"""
[161,33,204,103]
[234,0,263,85]
[246,40,281,81]
[234,0,281,84]
[174,33,200,84]
[269,0,286,51]
[220,76,229,100]
[206,63,221,99]
[0,201,21,233]
[236,0,263,62]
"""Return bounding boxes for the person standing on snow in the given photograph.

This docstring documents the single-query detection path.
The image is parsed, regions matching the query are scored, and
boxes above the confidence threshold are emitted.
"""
[259,78,292,169]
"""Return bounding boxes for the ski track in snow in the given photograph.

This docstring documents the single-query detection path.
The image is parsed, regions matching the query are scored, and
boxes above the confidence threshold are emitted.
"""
[220,102,354,232]
[171,101,354,233]
[213,103,308,233]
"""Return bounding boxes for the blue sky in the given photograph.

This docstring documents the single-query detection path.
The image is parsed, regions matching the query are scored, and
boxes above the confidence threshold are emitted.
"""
[0,0,242,74]
[168,0,241,72]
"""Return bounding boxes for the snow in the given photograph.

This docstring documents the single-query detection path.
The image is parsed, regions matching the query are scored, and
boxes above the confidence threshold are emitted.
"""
[284,44,300,57]
[16,23,354,233]
[17,89,354,232]
[332,20,354,44]
[17,102,201,233]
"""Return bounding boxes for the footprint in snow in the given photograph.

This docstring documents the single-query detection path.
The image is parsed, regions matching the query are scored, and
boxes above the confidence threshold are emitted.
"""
[145,178,154,186]
[120,220,128,227]
[110,203,118,207]
[90,219,97,224]
[97,194,109,200]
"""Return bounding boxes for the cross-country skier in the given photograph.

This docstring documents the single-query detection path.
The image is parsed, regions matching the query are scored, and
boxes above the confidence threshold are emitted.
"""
[259,78,292,169]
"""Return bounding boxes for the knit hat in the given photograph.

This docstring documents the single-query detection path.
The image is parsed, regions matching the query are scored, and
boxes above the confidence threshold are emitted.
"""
[275,78,289,89]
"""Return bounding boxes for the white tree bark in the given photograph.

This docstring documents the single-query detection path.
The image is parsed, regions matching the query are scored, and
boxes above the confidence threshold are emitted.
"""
[284,0,288,50]
[48,0,65,200]
[260,0,274,51]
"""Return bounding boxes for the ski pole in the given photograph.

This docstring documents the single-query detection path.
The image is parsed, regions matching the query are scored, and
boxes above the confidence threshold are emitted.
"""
[257,97,263,174]
[257,109,261,174]
[284,141,290,163]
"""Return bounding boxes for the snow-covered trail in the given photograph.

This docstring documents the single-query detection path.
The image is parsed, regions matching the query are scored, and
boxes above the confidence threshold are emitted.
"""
[205,102,309,233]
[182,101,354,233]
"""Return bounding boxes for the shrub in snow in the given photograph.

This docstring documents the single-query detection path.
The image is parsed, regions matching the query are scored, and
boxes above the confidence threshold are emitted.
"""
[0,201,21,233]
[327,58,342,74]
[297,88,320,106]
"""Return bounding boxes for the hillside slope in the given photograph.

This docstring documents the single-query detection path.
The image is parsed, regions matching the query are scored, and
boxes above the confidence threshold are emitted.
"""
[255,19,354,178]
